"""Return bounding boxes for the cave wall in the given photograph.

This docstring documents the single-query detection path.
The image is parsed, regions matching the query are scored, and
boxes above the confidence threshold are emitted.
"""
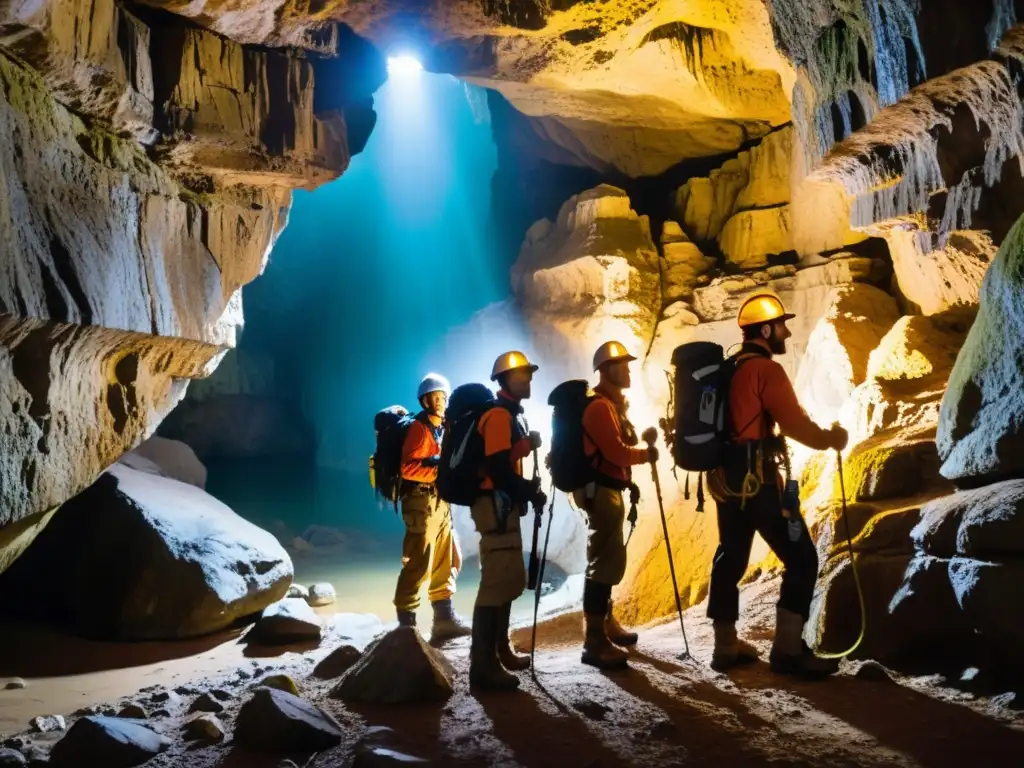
[0,2,384,572]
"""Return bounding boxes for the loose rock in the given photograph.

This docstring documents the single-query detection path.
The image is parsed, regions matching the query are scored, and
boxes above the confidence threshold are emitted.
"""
[353,746,430,766]
[182,714,225,742]
[116,704,147,719]
[29,715,65,734]
[313,645,362,679]
[234,687,344,752]
[48,716,170,767]
[249,598,322,644]
[3,679,25,691]
[307,582,337,607]
[0,748,26,766]
[210,688,234,702]
[332,627,454,705]
[189,692,224,714]
[258,674,300,696]
[287,584,309,599]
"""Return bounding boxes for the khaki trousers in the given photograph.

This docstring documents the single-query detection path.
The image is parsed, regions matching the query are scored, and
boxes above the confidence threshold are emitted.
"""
[393,488,461,612]
[470,494,526,608]
[573,485,627,586]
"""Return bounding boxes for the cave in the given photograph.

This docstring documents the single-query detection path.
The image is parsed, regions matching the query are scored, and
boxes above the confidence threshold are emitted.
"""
[3,1,1024,765]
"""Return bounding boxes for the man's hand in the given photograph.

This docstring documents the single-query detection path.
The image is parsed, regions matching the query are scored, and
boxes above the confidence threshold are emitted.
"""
[647,445,660,464]
[534,487,548,510]
[529,430,543,450]
[827,424,849,452]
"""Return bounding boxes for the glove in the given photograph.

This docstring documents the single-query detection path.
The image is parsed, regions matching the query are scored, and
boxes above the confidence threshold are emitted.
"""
[647,445,659,464]
[421,455,441,468]
[534,488,548,510]
[641,426,658,446]
[529,430,543,450]
[828,424,849,452]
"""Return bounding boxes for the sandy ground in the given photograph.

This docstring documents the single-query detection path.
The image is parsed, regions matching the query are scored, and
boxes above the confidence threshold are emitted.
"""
[3,574,1024,766]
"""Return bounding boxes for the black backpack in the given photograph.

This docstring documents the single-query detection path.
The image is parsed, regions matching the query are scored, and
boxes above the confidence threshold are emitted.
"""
[547,380,600,492]
[670,342,767,472]
[371,406,426,508]
[436,383,497,506]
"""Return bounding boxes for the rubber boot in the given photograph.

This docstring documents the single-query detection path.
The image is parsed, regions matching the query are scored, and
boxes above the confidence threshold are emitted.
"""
[605,601,638,647]
[469,606,520,691]
[496,602,530,671]
[581,613,629,670]
[429,598,472,644]
[710,621,760,671]
[769,607,839,679]
[397,609,417,628]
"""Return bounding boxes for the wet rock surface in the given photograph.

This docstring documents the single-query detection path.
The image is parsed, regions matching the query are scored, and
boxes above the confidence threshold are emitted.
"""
[234,687,344,752]
[48,716,169,767]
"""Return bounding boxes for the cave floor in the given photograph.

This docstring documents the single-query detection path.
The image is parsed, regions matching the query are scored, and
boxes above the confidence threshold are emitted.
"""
[3,577,1023,766]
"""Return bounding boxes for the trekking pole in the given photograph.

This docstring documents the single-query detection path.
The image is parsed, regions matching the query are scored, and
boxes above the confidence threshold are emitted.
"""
[527,447,543,592]
[643,429,691,659]
[625,484,639,547]
[530,482,555,671]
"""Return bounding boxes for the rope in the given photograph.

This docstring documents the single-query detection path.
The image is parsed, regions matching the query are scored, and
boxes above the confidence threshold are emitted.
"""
[816,450,867,659]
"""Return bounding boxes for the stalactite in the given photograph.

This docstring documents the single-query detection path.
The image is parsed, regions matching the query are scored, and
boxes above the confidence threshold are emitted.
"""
[640,21,721,82]
[987,0,1018,52]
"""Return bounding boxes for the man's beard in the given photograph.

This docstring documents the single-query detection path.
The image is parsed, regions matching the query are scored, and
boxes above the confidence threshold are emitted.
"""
[769,336,787,355]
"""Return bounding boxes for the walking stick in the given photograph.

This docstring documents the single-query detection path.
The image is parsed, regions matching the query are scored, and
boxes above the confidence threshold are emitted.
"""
[643,429,691,659]
[530,483,555,671]
[527,448,543,592]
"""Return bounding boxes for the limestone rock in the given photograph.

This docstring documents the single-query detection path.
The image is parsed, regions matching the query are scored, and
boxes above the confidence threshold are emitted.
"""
[120,437,207,489]
[182,714,225,742]
[49,716,170,768]
[660,221,689,244]
[189,693,224,714]
[250,598,323,644]
[29,716,64,733]
[838,430,945,503]
[912,480,1024,560]
[332,627,454,705]
[234,687,344,752]
[287,584,310,599]
[793,284,900,428]
[661,242,715,305]
[0,464,291,639]
[258,675,300,696]
[116,704,147,719]
[313,645,363,680]
[0,748,25,766]
[718,206,793,269]
[735,127,792,210]
[884,230,992,316]
[938,213,1024,484]
[887,555,974,657]
[307,582,337,607]
[949,558,1024,662]
[674,161,748,242]
[866,312,973,388]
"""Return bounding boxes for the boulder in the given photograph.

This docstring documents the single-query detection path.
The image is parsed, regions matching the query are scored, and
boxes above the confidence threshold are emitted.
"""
[234,687,344,752]
[182,714,225,742]
[912,479,1024,559]
[307,582,337,607]
[29,716,64,733]
[120,436,207,489]
[735,126,792,210]
[189,693,224,714]
[332,627,455,705]
[249,598,322,644]
[49,716,170,768]
[938,213,1024,484]
[313,645,363,680]
[673,164,748,242]
[949,558,1024,662]
[258,675,300,696]
[660,220,689,243]
[838,430,946,503]
[116,704,147,719]
[0,749,25,766]
[287,584,310,599]
[887,554,974,660]
[0,465,292,640]
[3,679,25,691]
[718,206,793,269]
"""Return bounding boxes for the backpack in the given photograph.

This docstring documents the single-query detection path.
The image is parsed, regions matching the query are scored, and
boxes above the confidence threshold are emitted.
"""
[371,405,424,508]
[547,380,600,492]
[669,342,766,472]
[436,383,498,506]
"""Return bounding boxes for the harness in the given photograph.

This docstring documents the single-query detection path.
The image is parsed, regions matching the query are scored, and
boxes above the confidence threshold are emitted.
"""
[715,344,792,510]
[399,411,443,499]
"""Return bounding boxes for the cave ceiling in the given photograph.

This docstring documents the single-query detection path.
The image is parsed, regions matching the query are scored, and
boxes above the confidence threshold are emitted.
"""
[138,0,797,177]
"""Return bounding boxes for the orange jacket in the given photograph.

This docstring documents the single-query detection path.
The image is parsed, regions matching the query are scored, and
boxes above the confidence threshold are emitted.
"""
[582,385,649,483]
[400,412,443,483]
[478,392,532,491]
[729,343,832,450]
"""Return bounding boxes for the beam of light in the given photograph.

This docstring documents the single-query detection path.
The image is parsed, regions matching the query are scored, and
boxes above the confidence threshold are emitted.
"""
[386,54,423,77]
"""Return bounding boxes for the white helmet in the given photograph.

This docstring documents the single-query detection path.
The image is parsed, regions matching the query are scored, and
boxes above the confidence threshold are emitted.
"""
[417,373,451,400]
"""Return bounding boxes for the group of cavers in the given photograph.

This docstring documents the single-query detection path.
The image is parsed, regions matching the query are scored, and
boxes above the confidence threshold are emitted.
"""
[370,291,851,692]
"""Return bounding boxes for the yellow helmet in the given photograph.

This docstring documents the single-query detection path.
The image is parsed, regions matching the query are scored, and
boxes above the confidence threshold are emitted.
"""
[490,350,539,381]
[593,340,637,372]
[737,291,795,327]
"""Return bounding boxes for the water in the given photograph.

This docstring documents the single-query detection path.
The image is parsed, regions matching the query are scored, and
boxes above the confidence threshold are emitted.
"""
[205,456,572,626]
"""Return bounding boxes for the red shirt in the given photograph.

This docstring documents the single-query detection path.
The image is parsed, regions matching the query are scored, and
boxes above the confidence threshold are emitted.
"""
[400,413,443,483]
[582,385,649,482]
[477,391,532,491]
